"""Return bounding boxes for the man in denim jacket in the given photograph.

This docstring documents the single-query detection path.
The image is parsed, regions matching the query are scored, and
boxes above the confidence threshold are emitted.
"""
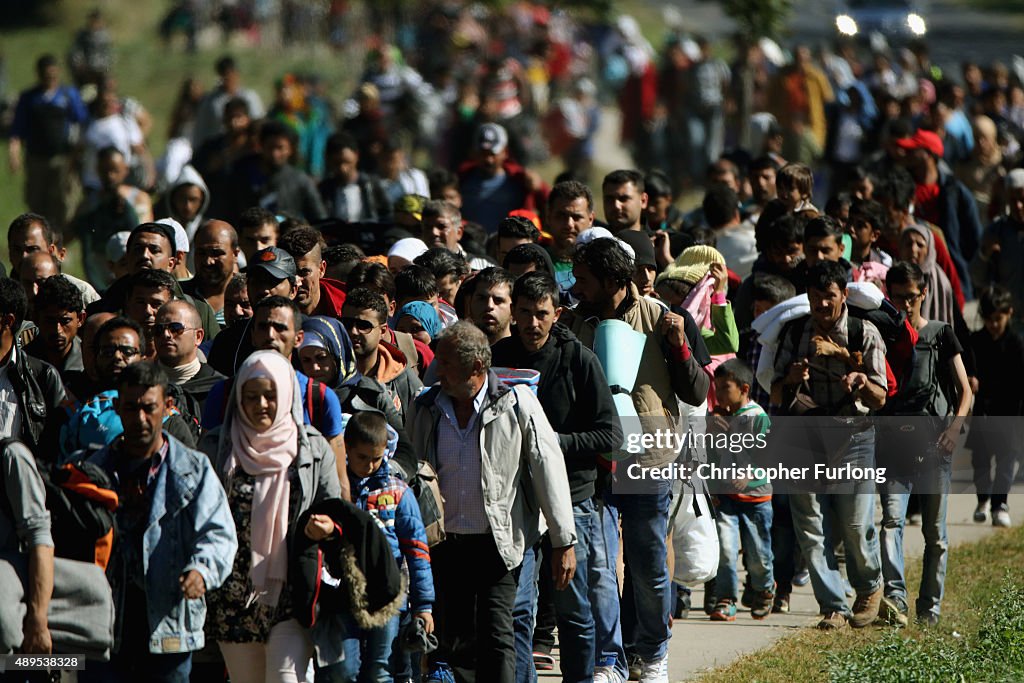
[80,362,236,683]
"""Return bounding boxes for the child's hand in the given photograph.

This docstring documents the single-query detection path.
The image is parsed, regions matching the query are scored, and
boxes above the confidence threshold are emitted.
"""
[731,477,749,493]
[415,612,435,635]
[304,514,335,541]
[709,262,728,293]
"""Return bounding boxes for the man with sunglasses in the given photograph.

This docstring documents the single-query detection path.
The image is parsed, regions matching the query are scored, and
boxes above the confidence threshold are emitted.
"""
[154,300,225,411]
[60,315,197,459]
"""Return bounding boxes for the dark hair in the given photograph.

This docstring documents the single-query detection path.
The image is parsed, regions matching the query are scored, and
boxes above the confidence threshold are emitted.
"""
[395,265,438,302]
[253,295,302,328]
[804,216,845,244]
[347,261,396,302]
[886,260,927,291]
[504,243,552,274]
[512,272,560,307]
[873,167,916,211]
[128,268,177,298]
[238,207,279,233]
[472,266,516,294]
[644,170,672,199]
[805,260,848,292]
[702,185,740,228]
[36,54,58,74]
[776,163,813,198]
[258,119,298,148]
[324,243,365,265]
[573,238,633,288]
[343,287,389,323]
[751,273,797,307]
[848,199,884,231]
[8,212,54,245]
[96,145,125,165]
[223,96,250,117]
[415,248,469,281]
[96,316,145,352]
[749,155,781,175]
[762,213,807,252]
[117,361,169,397]
[0,278,28,327]
[498,216,540,242]
[344,409,389,448]
[325,132,359,157]
[979,284,1014,317]
[714,358,753,388]
[427,168,459,198]
[128,222,176,253]
[602,169,645,194]
[226,273,247,295]
[824,192,853,220]
[548,180,594,212]
[753,198,790,252]
[36,275,84,313]
[278,226,325,260]
[215,55,237,76]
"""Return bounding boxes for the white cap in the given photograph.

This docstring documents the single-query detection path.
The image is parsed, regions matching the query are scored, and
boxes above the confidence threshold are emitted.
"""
[387,237,429,262]
[156,217,189,253]
[105,231,131,262]
[575,228,635,262]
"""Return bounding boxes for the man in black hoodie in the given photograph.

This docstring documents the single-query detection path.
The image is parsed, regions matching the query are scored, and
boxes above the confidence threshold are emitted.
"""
[491,272,621,683]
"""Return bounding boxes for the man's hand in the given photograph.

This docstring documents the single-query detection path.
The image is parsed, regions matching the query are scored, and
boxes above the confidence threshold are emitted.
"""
[784,360,810,386]
[709,262,729,294]
[550,545,576,590]
[20,612,51,654]
[969,376,980,395]
[8,139,22,174]
[415,611,435,634]
[304,513,336,541]
[842,371,868,395]
[661,312,689,349]
[936,426,959,454]
[180,570,206,599]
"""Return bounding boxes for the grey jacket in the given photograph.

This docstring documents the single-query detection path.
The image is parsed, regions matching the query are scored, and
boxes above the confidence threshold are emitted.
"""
[408,373,576,570]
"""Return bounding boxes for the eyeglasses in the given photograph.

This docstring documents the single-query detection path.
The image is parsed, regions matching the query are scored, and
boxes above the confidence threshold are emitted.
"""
[154,322,196,336]
[341,316,375,333]
[97,344,141,359]
[889,291,923,304]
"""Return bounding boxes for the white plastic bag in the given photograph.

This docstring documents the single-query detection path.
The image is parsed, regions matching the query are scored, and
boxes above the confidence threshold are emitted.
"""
[670,482,719,586]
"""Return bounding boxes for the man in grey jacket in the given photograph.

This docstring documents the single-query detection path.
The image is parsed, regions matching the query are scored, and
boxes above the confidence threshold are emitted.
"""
[408,321,577,683]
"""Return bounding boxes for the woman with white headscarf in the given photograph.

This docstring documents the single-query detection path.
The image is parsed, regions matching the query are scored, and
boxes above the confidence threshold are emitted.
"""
[200,351,340,682]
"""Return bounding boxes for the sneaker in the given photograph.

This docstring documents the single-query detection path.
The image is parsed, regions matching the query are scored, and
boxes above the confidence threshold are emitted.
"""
[674,585,691,620]
[907,512,922,526]
[703,579,717,614]
[627,653,643,681]
[710,599,738,622]
[772,593,791,613]
[424,662,456,683]
[793,569,811,587]
[741,576,754,608]
[993,504,1012,527]
[594,666,626,683]
[974,500,990,523]
[876,596,909,627]
[916,612,940,627]
[533,651,555,671]
[751,586,775,620]
[817,611,848,630]
[639,655,669,683]
[850,587,883,628]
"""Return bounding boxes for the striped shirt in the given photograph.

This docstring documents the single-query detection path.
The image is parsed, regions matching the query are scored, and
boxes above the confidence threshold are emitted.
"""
[434,382,490,534]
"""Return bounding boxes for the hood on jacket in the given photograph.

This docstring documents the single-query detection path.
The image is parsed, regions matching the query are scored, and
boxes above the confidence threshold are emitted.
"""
[374,341,409,384]
[165,165,211,242]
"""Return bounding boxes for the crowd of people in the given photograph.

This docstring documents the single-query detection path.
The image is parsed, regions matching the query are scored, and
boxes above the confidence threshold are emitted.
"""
[2,3,1024,683]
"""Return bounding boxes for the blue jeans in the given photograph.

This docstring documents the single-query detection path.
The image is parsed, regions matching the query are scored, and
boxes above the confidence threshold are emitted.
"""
[513,499,598,683]
[880,465,950,618]
[319,614,401,683]
[715,497,775,601]
[591,495,626,678]
[613,482,672,662]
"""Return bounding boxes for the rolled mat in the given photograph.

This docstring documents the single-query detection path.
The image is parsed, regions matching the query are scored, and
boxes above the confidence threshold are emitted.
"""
[493,367,541,396]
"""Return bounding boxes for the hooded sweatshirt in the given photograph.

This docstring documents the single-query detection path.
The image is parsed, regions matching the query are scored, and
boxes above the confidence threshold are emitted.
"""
[164,164,211,248]
[366,340,424,424]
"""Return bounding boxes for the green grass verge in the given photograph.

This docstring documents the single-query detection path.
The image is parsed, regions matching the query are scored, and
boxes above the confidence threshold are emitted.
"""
[699,524,1024,683]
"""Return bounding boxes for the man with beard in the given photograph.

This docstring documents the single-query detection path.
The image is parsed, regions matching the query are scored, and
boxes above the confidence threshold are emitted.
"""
[154,300,225,411]
[277,226,346,318]
[469,267,515,345]
[181,220,238,328]
[25,274,85,384]
[602,169,648,234]
[546,181,596,297]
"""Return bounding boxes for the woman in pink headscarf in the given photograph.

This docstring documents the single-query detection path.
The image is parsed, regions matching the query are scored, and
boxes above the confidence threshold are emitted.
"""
[199,351,341,683]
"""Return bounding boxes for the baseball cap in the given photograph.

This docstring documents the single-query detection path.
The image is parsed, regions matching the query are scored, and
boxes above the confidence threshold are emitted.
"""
[155,217,189,254]
[394,194,428,221]
[894,129,944,157]
[475,123,508,154]
[105,231,132,262]
[248,246,297,281]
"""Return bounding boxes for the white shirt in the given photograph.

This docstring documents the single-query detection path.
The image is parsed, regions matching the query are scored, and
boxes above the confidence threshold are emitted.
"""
[81,113,143,190]
[0,345,23,441]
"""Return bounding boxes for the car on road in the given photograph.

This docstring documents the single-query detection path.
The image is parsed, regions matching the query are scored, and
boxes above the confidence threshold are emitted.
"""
[834,0,929,40]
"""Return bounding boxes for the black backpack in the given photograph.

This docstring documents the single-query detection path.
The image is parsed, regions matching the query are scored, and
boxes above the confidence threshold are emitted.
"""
[166,382,203,444]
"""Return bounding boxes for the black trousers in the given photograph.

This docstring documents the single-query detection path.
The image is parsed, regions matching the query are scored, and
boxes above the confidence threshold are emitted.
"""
[430,534,519,683]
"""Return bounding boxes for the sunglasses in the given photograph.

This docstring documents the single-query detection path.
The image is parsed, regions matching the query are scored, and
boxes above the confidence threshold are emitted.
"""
[154,322,196,336]
[97,344,141,359]
[341,316,376,333]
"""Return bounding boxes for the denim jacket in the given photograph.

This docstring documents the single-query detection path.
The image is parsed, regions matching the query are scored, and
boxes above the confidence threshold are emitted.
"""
[88,432,238,654]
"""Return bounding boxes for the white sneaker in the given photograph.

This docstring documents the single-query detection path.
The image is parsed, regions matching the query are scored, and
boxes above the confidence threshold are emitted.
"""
[993,506,1012,527]
[974,500,990,523]
[639,655,670,683]
[594,665,626,683]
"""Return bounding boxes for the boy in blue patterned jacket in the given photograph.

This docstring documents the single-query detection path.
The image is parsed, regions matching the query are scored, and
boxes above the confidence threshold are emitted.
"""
[332,410,434,682]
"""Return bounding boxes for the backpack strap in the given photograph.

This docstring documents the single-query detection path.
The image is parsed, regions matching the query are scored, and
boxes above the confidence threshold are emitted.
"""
[847,316,864,355]
[314,380,327,427]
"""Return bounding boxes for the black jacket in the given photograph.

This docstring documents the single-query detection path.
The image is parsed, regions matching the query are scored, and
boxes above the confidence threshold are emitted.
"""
[179,362,226,412]
[9,348,67,461]
[318,173,392,222]
[491,324,622,502]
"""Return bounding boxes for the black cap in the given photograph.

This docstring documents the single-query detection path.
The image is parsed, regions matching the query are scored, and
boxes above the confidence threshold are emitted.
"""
[248,247,297,281]
[617,230,657,269]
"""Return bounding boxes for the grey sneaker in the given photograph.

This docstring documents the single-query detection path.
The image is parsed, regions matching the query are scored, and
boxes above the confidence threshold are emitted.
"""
[993,505,1012,528]
[974,500,990,523]
[594,666,626,683]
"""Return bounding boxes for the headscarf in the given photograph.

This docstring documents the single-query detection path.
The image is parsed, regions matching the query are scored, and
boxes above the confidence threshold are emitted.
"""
[228,351,300,607]
[397,301,443,340]
[902,224,956,325]
[300,316,360,389]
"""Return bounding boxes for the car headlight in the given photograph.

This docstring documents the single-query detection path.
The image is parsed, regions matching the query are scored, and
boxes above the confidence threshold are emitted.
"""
[836,14,858,36]
[907,13,926,35]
